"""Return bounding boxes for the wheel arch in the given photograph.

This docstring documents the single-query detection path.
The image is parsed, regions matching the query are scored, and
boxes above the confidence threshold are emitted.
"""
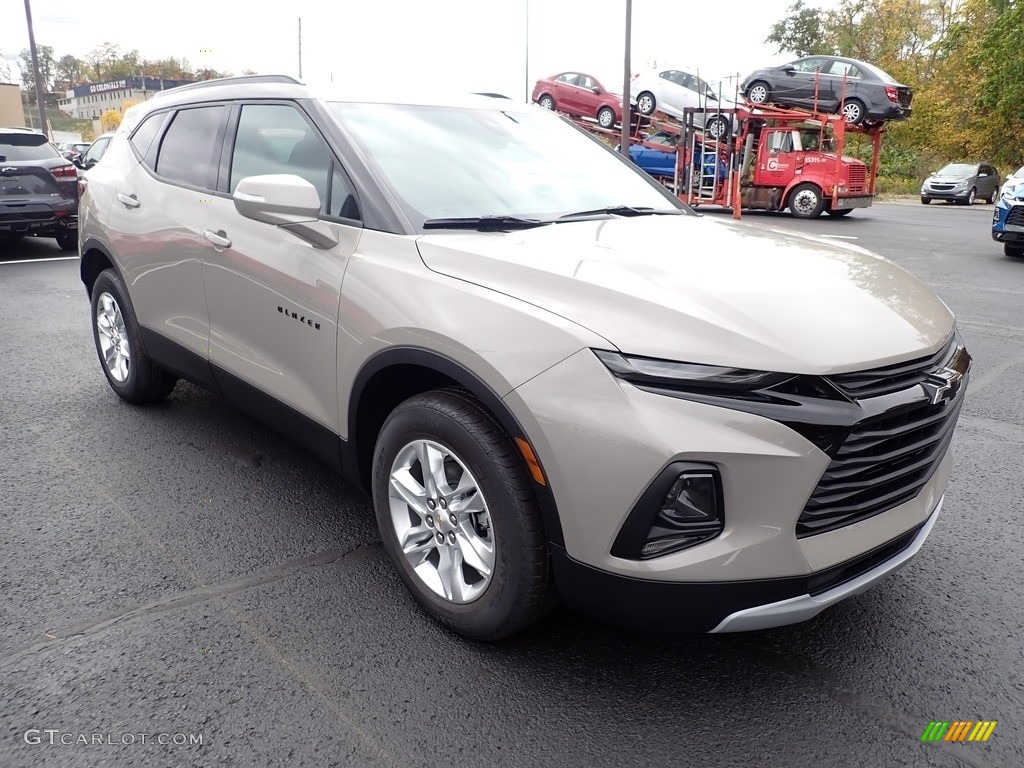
[345,347,566,547]
[80,237,122,297]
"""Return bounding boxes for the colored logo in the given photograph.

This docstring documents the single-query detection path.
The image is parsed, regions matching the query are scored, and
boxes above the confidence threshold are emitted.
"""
[920,721,997,742]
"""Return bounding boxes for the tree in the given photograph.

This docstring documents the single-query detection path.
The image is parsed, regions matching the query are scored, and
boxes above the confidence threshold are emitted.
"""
[54,54,85,90]
[100,108,122,132]
[18,45,56,91]
[766,0,834,57]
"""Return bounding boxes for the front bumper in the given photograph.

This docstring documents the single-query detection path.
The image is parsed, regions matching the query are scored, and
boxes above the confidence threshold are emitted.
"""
[921,187,970,200]
[550,495,941,634]
[507,345,962,633]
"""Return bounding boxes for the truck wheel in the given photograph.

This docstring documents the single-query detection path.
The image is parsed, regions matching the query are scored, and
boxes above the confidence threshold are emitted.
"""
[372,389,556,641]
[789,183,825,218]
[1005,244,1024,258]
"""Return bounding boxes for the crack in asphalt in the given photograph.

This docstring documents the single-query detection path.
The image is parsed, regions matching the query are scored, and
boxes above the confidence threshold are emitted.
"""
[0,544,378,666]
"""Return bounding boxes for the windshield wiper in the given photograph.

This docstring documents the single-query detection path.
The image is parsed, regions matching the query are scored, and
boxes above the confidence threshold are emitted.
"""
[422,215,549,231]
[557,205,683,221]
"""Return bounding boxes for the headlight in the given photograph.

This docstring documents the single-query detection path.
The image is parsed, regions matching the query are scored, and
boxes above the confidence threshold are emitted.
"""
[594,350,789,391]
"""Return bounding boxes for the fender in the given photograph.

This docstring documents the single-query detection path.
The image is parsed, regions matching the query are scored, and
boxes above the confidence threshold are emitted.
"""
[345,346,566,547]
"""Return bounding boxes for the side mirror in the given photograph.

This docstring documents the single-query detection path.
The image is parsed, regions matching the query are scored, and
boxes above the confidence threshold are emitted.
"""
[978,172,988,178]
[782,64,796,73]
[72,157,84,169]
[233,174,338,249]
[591,86,601,94]
[85,158,98,169]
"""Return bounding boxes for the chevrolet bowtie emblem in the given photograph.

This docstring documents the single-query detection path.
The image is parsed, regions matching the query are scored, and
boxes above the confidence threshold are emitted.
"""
[921,347,969,405]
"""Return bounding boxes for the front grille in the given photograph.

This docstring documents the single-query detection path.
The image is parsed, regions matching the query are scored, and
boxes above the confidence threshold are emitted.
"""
[828,339,953,399]
[1007,206,1024,227]
[797,391,964,537]
[848,166,866,185]
[930,184,955,191]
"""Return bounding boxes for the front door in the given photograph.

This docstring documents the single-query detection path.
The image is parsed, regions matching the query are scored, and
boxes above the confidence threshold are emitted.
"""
[200,101,362,434]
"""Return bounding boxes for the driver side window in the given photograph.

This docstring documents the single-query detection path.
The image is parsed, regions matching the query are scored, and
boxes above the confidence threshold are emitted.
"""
[230,103,332,215]
[792,58,828,73]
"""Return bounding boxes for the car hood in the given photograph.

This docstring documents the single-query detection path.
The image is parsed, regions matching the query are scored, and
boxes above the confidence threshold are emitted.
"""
[415,215,954,374]
[926,176,973,183]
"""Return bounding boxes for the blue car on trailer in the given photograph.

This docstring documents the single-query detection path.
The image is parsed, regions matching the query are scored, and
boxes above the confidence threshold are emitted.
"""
[628,132,727,184]
[992,181,1024,258]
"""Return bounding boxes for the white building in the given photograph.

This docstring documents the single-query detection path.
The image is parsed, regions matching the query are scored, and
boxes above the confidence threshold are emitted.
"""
[58,76,194,120]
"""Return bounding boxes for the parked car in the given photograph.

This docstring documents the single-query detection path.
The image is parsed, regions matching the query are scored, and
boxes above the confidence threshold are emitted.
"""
[630,67,736,139]
[628,131,679,177]
[921,162,1000,205]
[74,133,115,171]
[1000,165,1024,198]
[58,141,92,161]
[992,178,1024,257]
[532,72,624,129]
[741,56,913,125]
[0,126,79,249]
[80,75,969,641]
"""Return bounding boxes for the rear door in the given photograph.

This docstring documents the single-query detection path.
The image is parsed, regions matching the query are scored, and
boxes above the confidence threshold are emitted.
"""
[103,105,226,374]
[200,101,362,433]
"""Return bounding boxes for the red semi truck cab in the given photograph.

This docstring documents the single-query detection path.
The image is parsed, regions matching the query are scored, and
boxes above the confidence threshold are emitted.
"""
[741,126,872,217]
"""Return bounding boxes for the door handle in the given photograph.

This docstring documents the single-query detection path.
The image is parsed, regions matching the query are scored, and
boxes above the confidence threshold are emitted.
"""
[202,229,232,249]
[116,192,140,209]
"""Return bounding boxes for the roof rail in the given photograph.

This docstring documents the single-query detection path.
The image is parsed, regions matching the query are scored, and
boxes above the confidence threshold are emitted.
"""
[150,74,304,100]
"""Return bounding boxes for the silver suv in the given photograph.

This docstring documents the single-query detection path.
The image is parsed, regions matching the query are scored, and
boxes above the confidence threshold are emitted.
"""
[79,75,970,640]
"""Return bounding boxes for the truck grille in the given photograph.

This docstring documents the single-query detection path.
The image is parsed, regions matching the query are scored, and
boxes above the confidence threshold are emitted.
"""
[848,166,866,185]
[797,341,969,537]
[1006,205,1024,227]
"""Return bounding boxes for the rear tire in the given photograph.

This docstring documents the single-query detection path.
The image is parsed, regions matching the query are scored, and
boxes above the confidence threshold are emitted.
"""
[841,99,866,125]
[987,189,997,204]
[538,94,555,110]
[55,230,77,251]
[372,389,556,641]
[91,269,177,404]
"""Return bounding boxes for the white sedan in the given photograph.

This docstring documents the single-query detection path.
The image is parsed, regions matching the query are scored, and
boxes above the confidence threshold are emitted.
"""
[630,67,737,139]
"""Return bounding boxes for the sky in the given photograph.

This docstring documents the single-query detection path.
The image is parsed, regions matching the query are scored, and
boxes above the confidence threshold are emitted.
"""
[1,0,821,99]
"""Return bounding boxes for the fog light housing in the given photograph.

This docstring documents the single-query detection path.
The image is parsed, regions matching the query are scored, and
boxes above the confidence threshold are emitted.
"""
[612,463,724,560]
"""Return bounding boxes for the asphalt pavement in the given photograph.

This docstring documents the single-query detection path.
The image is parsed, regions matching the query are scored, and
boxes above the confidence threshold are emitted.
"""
[1,201,1021,768]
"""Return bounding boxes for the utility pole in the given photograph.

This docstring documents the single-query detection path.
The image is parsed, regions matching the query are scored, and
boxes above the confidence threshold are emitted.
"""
[524,0,529,102]
[619,0,632,155]
[23,0,48,138]
[298,18,303,80]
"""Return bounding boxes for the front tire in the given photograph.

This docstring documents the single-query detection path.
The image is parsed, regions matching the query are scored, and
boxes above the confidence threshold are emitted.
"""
[921,197,931,204]
[827,207,854,217]
[959,187,976,205]
[372,389,555,641]
[746,81,770,104]
[91,269,177,403]
[1005,243,1024,258]
[636,91,656,116]
[788,183,825,218]
[597,106,615,128]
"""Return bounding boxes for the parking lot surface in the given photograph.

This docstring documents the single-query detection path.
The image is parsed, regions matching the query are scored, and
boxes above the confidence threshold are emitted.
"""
[1,202,1021,768]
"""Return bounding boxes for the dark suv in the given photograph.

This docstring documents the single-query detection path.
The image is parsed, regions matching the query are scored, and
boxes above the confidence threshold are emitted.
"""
[0,127,79,249]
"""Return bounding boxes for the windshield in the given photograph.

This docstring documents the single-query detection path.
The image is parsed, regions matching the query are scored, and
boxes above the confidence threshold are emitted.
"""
[329,103,681,228]
[1012,166,1024,179]
[937,163,978,177]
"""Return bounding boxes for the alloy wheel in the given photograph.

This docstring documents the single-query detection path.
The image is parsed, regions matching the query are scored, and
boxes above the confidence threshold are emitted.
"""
[747,84,768,104]
[388,439,495,603]
[96,292,131,383]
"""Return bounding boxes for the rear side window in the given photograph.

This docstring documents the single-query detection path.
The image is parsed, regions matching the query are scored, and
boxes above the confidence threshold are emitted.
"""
[0,133,60,162]
[155,106,228,189]
[130,111,169,168]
